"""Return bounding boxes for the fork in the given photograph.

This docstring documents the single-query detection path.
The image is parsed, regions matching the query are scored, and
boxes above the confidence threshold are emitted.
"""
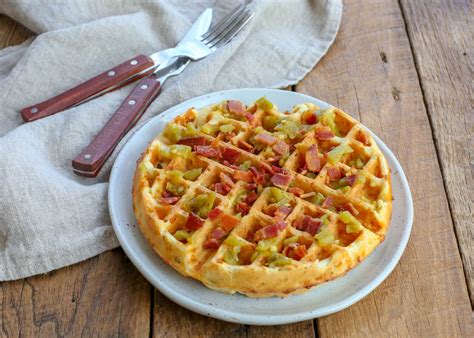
[71,5,255,177]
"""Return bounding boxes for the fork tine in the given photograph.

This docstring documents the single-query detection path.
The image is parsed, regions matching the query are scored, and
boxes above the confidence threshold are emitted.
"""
[213,10,254,48]
[202,5,245,42]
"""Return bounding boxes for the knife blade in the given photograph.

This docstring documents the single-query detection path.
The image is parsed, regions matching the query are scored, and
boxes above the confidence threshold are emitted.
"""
[20,8,213,122]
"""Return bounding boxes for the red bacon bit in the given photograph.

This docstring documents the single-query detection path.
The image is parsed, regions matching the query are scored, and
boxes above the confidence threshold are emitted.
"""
[276,221,288,230]
[220,172,235,188]
[339,202,359,216]
[273,141,290,156]
[194,145,220,158]
[185,212,204,230]
[267,156,282,163]
[238,139,254,151]
[263,204,278,217]
[177,136,208,147]
[233,170,253,182]
[275,206,292,220]
[159,196,180,205]
[245,112,258,126]
[315,127,335,140]
[344,174,357,186]
[283,243,307,261]
[209,227,226,240]
[236,202,251,216]
[208,207,223,220]
[271,172,292,187]
[304,113,318,125]
[305,144,321,172]
[250,167,267,185]
[246,183,258,190]
[327,167,343,181]
[260,162,274,174]
[227,100,246,115]
[203,238,220,249]
[321,196,334,209]
[220,214,240,231]
[254,133,277,146]
[254,222,287,242]
[288,187,304,197]
[162,191,174,198]
[229,164,240,170]
[214,182,231,195]
[294,215,321,235]
[244,191,258,204]
[221,148,240,164]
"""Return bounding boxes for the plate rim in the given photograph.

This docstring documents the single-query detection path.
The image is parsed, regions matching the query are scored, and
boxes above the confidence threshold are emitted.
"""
[108,88,414,325]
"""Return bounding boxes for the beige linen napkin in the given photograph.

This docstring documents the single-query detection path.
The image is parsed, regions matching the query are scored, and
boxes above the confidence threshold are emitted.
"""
[0,0,342,280]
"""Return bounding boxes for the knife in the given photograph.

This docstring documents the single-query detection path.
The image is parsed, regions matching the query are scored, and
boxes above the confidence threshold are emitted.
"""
[20,8,213,122]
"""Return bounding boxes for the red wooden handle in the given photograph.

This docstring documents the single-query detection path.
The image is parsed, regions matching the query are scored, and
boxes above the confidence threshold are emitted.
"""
[72,74,162,177]
[21,54,155,122]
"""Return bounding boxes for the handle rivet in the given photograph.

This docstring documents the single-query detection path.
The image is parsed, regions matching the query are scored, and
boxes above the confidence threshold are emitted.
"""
[83,153,92,160]
[128,100,136,105]
[130,60,138,65]
[108,71,116,76]
[31,107,38,113]
[140,84,148,90]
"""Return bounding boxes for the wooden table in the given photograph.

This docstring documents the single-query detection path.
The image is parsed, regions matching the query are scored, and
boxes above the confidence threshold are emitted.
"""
[1,0,472,336]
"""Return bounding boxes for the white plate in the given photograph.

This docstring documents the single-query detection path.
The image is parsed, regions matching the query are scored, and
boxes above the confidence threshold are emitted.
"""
[108,88,413,325]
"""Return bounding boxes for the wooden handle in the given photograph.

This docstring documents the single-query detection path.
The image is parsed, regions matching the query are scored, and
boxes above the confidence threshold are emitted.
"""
[72,74,162,177]
[21,54,155,122]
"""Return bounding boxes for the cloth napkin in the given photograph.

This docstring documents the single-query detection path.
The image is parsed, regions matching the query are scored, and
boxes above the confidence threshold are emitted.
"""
[0,0,342,280]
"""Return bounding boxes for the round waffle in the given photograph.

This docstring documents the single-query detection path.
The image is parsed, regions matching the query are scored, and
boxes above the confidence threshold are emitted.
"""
[133,98,392,297]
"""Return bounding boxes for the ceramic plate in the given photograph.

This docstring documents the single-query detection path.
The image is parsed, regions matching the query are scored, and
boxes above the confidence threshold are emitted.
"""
[108,88,413,325]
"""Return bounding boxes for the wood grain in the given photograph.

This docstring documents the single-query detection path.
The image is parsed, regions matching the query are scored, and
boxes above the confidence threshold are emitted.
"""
[0,250,151,337]
[0,15,34,49]
[399,0,474,306]
[296,0,473,336]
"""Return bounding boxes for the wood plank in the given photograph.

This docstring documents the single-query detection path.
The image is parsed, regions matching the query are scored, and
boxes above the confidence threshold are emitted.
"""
[296,0,473,336]
[0,15,34,48]
[153,290,314,338]
[0,249,151,337]
[399,0,473,306]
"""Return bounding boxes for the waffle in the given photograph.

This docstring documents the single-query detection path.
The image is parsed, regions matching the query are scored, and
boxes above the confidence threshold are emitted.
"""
[133,97,392,297]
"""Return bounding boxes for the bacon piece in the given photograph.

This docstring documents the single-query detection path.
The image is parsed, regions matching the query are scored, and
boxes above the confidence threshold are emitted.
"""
[327,166,343,181]
[236,202,250,216]
[273,141,290,156]
[209,227,226,240]
[254,133,277,146]
[233,170,253,183]
[288,186,304,197]
[315,127,335,140]
[294,215,321,235]
[254,222,287,242]
[250,167,267,185]
[159,196,180,205]
[263,204,278,217]
[185,212,204,230]
[246,183,258,190]
[227,100,246,115]
[238,139,254,151]
[208,207,223,220]
[321,196,334,209]
[203,238,220,249]
[339,202,359,216]
[221,148,240,164]
[267,156,282,163]
[214,182,231,195]
[245,112,258,126]
[344,174,357,186]
[271,172,291,187]
[260,162,274,174]
[305,144,321,172]
[283,243,307,261]
[220,172,235,188]
[275,206,292,220]
[239,245,255,265]
[177,136,208,147]
[220,214,240,231]
[303,113,318,125]
[162,191,174,198]
[244,191,258,204]
[229,164,240,170]
[194,145,220,158]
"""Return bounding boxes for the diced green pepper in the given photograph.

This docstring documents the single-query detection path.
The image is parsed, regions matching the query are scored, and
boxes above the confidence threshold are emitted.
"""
[201,124,219,135]
[219,124,235,133]
[184,122,198,137]
[283,236,299,246]
[262,115,280,130]
[224,247,240,265]
[239,160,251,171]
[183,168,202,181]
[174,230,191,242]
[224,234,246,247]
[270,187,285,202]
[321,213,331,225]
[166,182,186,196]
[169,144,192,159]
[256,97,273,112]
[275,119,301,139]
[163,123,182,143]
[315,226,335,246]
[327,144,353,164]
[167,170,183,184]
[256,238,279,252]
[268,253,292,267]
[320,108,339,135]
[355,157,365,169]
[309,192,325,205]
[197,192,216,218]
[339,211,363,233]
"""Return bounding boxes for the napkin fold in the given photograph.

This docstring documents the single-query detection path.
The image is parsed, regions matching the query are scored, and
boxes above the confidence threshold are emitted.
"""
[0,0,342,280]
